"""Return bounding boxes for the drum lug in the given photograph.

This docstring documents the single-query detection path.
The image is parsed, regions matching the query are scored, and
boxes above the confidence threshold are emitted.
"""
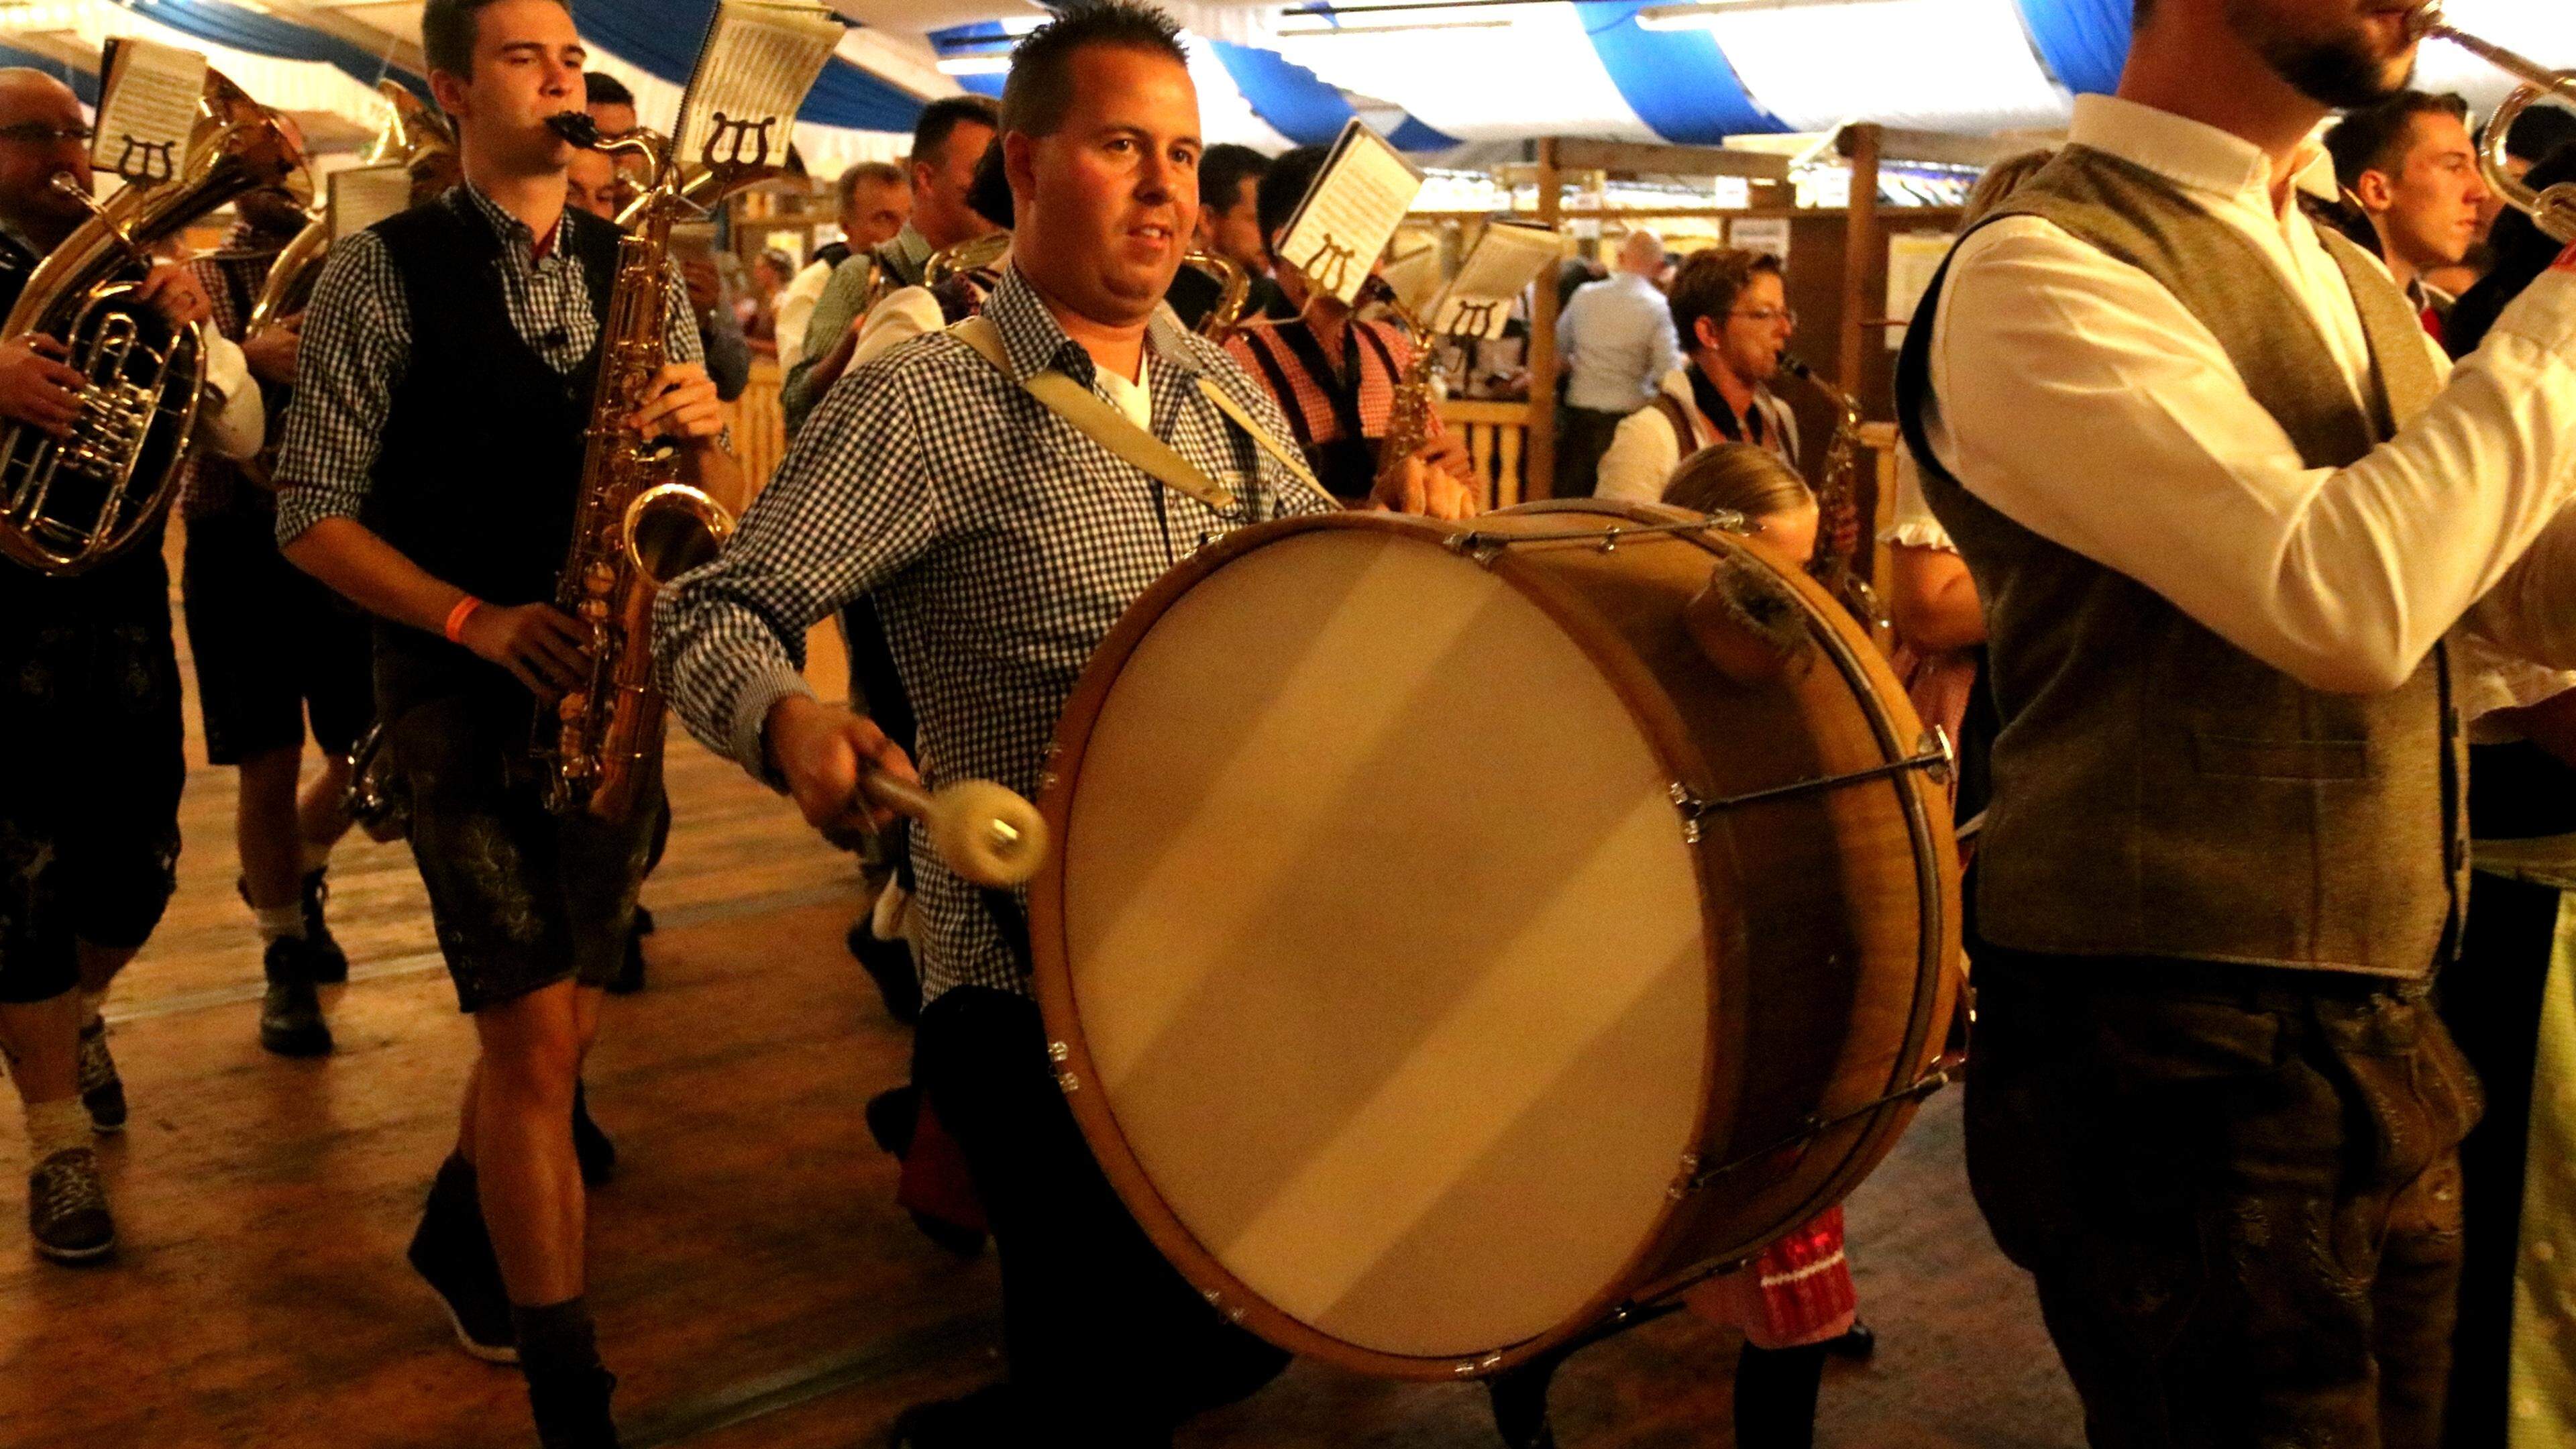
[1048,1039,1071,1063]
[1048,1039,1079,1094]
[1452,1352,1505,1378]
[1201,1288,1246,1324]
[1667,783,1706,845]
[1667,1152,1702,1201]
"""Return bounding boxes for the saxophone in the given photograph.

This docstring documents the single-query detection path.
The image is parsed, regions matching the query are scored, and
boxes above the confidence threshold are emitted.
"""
[0,67,304,574]
[533,113,786,822]
[1775,355,1884,635]
[1362,275,1444,496]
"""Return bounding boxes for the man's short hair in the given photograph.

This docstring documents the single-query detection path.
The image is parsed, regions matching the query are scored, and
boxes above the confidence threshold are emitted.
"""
[2326,91,2471,193]
[1256,142,1328,247]
[1667,248,1782,346]
[1199,142,1269,212]
[421,0,567,78]
[836,160,905,208]
[582,70,633,108]
[911,95,999,172]
[998,1,1187,139]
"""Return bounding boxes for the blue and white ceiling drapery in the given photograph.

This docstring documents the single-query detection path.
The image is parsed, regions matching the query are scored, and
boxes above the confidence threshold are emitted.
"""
[14,0,2576,163]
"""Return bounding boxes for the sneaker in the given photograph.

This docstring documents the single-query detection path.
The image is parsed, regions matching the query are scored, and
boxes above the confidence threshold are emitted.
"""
[75,1018,125,1134]
[238,872,350,985]
[28,1146,114,1265]
[299,868,350,985]
[258,938,334,1058]
[572,1083,616,1188]
[407,1166,518,1364]
[526,1365,620,1449]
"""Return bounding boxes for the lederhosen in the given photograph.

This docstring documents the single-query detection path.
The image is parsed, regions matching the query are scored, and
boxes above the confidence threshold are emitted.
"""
[360,192,655,1013]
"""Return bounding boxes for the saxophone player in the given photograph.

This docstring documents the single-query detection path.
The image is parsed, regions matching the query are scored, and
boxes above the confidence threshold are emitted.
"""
[1222,142,1471,504]
[0,68,264,1267]
[272,1,731,1442]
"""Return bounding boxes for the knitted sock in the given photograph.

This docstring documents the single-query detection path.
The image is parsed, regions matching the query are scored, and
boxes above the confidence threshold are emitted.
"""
[255,904,307,943]
[25,1099,89,1163]
[512,1296,604,1385]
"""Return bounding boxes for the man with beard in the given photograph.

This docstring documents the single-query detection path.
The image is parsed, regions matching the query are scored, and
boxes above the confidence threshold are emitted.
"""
[1894,0,2576,1440]
[180,164,375,1060]
[655,7,1469,1438]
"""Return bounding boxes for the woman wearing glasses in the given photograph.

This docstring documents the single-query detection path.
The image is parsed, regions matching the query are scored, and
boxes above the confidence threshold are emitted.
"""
[1592,246,1801,503]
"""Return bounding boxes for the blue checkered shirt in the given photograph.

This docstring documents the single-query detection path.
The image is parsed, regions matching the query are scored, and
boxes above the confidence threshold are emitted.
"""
[656,264,1332,1004]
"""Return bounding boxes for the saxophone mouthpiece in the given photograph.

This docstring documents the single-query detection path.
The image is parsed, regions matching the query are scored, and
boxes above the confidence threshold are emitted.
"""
[1775,354,1815,382]
[547,111,602,149]
[2403,4,2446,43]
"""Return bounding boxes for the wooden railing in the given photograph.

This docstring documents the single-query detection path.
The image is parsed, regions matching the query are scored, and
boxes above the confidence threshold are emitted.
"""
[723,357,789,512]
[1442,398,1536,511]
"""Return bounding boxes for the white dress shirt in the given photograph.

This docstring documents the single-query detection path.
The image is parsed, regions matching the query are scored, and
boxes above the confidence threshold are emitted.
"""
[200,333,263,462]
[774,252,837,372]
[1557,271,1684,413]
[1595,366,1799,504]
[1919,93,2576,697]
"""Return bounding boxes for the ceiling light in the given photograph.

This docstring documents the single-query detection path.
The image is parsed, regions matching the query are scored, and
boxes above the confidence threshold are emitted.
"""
[934,55,1011,75]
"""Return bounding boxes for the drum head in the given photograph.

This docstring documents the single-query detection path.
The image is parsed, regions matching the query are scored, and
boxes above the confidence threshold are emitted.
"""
[1043,521,1711,1364]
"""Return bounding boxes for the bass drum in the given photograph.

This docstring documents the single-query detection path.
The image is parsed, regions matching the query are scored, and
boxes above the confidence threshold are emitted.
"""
[1031,500,1962,1380]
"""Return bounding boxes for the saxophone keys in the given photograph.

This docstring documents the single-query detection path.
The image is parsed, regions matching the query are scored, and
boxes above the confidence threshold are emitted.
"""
[559,692,588,722]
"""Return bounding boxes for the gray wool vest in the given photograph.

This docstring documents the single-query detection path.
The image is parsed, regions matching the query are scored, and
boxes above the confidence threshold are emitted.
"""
[1894,144,2467,978]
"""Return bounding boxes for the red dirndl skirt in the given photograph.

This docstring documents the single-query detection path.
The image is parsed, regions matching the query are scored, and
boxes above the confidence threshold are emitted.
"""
[1684,1205,1858,1350]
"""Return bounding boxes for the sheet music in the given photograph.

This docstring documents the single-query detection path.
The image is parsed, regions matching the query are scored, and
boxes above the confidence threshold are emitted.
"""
[1275,119,1424,307]
[329,164,412,240]
[1428,222,1562,340]
[674,0,845,171]
[92,39,205,184]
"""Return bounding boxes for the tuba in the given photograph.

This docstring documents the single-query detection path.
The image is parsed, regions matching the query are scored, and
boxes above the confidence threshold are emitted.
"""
[2411,8,2576,242]
[248,82,454,340]
[238,82,454,486]
[0,67,305,575]
[1181,248,1252,338]
[922,230,1012,290]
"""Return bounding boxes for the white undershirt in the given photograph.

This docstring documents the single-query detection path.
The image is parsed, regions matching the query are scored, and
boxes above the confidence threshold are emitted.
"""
[1093,351,1152,428]
[1919,93,2576,701]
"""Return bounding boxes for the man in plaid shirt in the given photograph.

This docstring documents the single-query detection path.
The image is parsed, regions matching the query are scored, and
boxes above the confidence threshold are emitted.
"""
[654,5,1470,1440]
[182,171,374,1063]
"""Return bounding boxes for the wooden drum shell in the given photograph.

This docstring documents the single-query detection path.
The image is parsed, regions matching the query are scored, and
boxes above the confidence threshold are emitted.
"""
[1032,501,1962,1381]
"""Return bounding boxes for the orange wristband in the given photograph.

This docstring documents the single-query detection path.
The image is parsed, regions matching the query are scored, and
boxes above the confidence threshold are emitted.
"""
[443,595,482,645]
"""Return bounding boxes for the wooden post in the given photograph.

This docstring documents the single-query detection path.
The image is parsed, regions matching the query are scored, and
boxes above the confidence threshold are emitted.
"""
[1529,136,1562,499]
[1838,123,1881,398]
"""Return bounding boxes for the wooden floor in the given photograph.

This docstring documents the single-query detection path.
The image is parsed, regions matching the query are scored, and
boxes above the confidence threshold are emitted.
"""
[0,551,2084,1448]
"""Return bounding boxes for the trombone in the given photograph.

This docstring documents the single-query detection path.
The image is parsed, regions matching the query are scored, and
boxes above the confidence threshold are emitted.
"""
[2412,6,2576,242]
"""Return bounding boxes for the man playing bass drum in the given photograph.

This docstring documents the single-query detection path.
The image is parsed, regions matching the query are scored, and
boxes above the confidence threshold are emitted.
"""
[272,1,733,1443]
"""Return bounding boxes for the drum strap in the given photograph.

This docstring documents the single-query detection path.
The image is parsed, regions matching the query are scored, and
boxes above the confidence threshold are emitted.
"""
[951,316,1329,511]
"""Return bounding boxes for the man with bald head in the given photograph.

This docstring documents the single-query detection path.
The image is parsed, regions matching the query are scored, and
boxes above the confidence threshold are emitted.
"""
[1554,225,1681,495]
[0,66,265,1267]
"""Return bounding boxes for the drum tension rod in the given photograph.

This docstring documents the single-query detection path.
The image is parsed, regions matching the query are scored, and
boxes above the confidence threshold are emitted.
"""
[1668,729,1953,843]
[1446,515,1745,565]
[1673,1063,1962,1197]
